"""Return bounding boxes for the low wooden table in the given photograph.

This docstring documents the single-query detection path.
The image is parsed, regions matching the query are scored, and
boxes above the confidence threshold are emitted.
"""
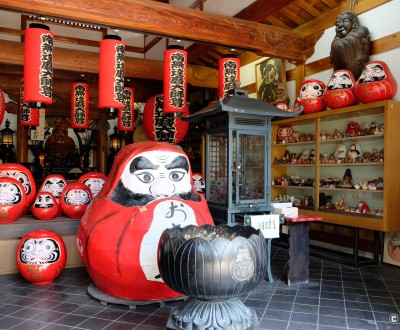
[284,214,322,285]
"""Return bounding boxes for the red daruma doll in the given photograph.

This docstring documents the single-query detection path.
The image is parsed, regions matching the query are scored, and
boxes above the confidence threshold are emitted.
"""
[0,177,27,224]
[355,60,398,103]
[60,182,92,219]
[39,174,67,217]
[76,141,214,301]
[31,192,60,220]
[325,70,357,109]
[16,230,67,285]
[296,79,326,114]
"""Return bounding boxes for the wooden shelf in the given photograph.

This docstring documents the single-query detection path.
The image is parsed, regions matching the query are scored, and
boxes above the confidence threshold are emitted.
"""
[271,100,399,232]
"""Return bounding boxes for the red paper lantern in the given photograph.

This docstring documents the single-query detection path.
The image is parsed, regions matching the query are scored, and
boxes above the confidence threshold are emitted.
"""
[23,23,54,109]
[163,45,187,115]
[0,87,5,126]
[98,35,125,113]
[19,79,39,127]
[71,80,89,129]
[143,94,189,144]
[218,54,240,99]
[117,87,134,131]
[16,230,67,285]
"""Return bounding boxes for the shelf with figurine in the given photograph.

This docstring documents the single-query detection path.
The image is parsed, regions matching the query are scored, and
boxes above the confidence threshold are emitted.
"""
[271,61,399,231]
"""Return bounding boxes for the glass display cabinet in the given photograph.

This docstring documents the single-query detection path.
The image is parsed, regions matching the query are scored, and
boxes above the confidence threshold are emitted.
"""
[183,89,301,225]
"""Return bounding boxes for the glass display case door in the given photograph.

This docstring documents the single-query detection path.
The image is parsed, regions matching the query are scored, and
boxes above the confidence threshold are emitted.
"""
[232,130,268,206]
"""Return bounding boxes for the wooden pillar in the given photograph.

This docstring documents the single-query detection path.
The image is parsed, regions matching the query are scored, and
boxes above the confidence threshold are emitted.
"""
[294,55,306,96]
[16,120,28,163]
[97,130,107,174]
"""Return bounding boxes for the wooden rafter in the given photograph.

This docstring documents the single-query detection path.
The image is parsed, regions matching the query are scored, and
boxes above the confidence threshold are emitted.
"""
[0,0,304,61]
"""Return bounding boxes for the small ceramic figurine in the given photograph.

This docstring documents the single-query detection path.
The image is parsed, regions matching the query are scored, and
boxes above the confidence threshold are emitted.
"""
[356,201,370,213]
[347,143,362,160]
[336,198,345,210]
[334,144,348,159]
[355,60,398,103]
[296,79,326,114]
[16,229,67,285]
[325,70,357,109]
[344,121,361,136]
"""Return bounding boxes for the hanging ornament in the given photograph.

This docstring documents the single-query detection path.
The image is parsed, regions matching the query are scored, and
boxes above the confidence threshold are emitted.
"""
[23,23,54,109]
[143,94,189,144]
[0,87,5,126]
[118,86,134,132]
[19,78,39,127]
[218,54,240,99]
[70,80,89,129]
[98,34,125,115]
[163,44,187,116]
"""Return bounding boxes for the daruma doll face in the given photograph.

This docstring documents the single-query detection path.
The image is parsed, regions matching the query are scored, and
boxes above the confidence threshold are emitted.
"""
[16,230,67,285]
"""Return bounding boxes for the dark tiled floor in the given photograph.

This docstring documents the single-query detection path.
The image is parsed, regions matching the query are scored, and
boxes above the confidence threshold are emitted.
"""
[1,246,400,330]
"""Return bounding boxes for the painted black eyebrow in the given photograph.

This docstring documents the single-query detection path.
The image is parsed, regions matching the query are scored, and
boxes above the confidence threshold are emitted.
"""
[129,156,158,173]
[165,155,189,171]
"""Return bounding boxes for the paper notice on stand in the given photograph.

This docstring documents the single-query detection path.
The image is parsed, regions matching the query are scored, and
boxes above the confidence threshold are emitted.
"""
[30,108,45,141]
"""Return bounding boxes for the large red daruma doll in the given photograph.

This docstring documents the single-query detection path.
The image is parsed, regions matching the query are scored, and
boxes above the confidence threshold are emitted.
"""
[355,60,398,103]
[76,141,214,301]
[296,79,326,114]
[325,70,357,109]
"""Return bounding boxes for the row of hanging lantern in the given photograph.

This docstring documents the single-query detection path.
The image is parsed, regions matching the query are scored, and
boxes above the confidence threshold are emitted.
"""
[20,20,240,143]
[21,23,135,133]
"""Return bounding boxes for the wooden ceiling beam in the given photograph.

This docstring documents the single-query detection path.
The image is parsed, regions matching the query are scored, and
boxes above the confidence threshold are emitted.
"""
[0,0,304,61]
[187,0,299,63]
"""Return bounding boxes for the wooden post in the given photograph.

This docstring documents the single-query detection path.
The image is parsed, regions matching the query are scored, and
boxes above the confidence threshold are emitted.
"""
[16,120,28,163]
[97,130,107,174]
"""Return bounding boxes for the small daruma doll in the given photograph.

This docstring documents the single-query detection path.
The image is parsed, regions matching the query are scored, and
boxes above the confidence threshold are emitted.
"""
[77,141,214,301]
[60,182,92,219]
[355,61,398,103]
[0,177,27,224]
[16,230,67,285]
[325,70,357,109]
[32,192,60,221]
[297,79,326,114]
[192,173,206,194]
[78,172,107,199]
[39,174,67,217]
